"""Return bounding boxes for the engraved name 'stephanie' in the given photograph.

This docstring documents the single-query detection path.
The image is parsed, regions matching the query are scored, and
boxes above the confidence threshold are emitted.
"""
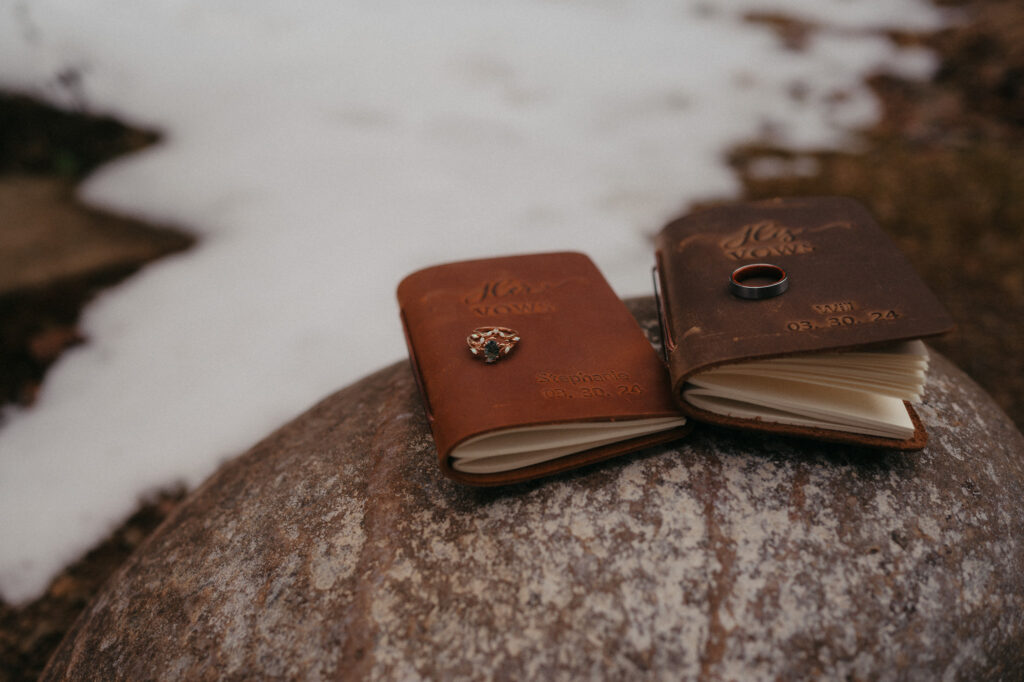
[535,370,632,384]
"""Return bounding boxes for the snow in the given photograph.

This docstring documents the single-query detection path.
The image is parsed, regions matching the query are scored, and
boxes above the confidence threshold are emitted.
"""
[0,0,945,604]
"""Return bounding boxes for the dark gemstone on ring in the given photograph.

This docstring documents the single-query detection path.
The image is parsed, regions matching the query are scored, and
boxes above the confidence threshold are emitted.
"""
[484,340,501,363]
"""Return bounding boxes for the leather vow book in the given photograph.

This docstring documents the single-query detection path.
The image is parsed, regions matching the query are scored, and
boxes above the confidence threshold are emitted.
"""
[654,197,953,449]
[397,252,689,485]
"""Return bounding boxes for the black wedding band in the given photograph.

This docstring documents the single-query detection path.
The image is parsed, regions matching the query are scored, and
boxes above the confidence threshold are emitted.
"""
[729,263,789,300]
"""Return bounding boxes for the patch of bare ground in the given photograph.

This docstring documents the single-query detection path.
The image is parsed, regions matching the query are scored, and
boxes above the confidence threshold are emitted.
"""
[731,0,1024,430]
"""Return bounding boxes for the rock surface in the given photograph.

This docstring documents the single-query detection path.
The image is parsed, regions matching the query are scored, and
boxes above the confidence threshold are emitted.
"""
[43,300,1024,680]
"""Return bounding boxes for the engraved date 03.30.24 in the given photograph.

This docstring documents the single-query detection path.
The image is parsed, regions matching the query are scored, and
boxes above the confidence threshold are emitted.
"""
[786,309,901,332]
[541,384,645,400]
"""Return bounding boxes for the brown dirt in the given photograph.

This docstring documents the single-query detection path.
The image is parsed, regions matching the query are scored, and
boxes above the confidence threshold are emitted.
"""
[0,489,186,682]
[1,0,1023,678]
[731,0,1024,430]
[0,94,193,413]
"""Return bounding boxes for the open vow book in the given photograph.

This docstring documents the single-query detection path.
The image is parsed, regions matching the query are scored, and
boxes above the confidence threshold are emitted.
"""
[684,340,930,441]
[654,197,953,449]
[397,252,689,485]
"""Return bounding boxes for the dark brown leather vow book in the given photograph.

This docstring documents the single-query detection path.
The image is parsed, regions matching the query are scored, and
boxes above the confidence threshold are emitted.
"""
[398,252,689,485]
[654,196,953,449]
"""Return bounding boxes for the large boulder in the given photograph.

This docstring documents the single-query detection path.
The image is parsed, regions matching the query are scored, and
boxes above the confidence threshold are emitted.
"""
[43,300,1024,680]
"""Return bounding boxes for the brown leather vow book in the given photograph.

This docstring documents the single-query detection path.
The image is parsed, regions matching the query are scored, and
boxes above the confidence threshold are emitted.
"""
[654,197,954,449]
[397,252,689,485]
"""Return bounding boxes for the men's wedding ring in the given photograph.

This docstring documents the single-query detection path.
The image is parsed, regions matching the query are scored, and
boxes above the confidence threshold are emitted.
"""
[729,263,789,300]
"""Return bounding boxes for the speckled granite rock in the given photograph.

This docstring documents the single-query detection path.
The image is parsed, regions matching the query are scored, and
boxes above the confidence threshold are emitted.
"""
[43,300,1024,681]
